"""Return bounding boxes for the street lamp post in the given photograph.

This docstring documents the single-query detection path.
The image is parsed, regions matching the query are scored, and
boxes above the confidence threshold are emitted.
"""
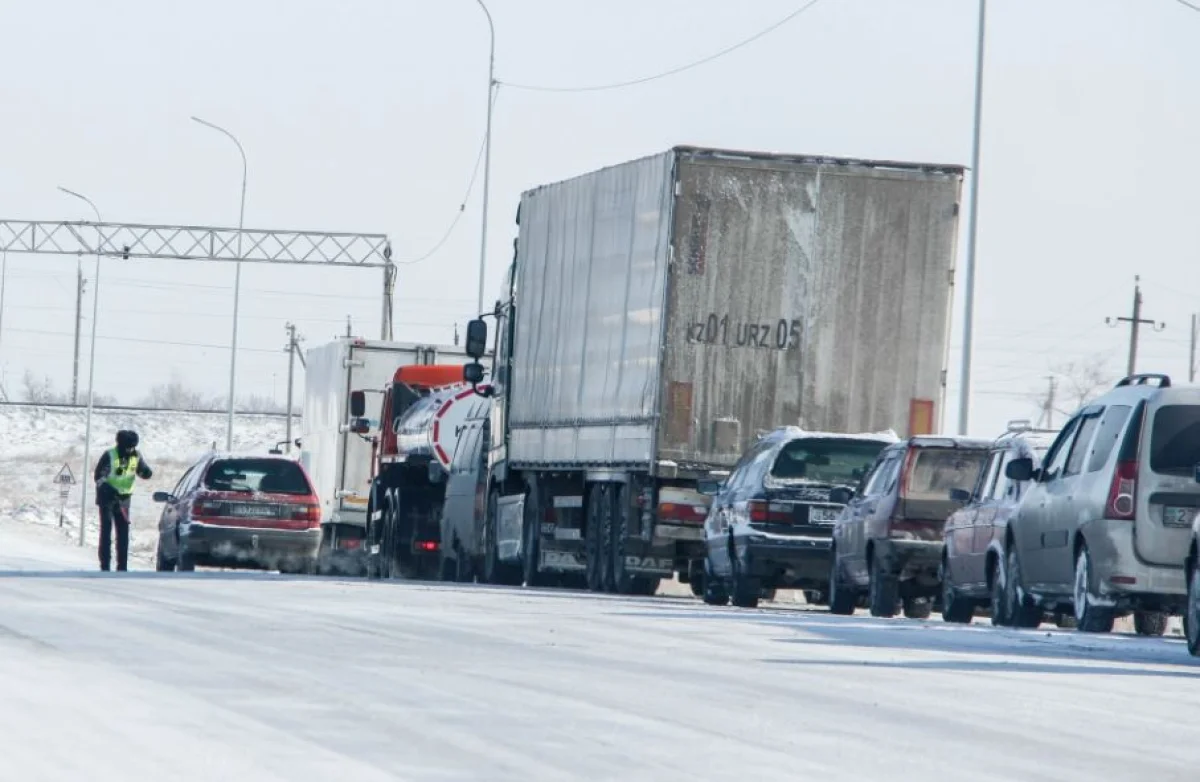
[58,186,102,548]
[191,116,247,452]
[474,0,496,316]
[957,0,987,436]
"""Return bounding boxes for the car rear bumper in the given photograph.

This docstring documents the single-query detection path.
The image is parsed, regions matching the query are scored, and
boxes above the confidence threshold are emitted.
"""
[873,538,941,580]
[737,534,831,588]
[1080,519,1186,604]
[182,522,321,567]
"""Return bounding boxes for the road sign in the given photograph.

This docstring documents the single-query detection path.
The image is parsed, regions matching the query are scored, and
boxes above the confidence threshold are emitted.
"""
[54,464,76,486]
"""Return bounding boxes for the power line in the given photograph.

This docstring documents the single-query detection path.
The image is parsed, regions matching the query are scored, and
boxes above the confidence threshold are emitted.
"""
[394,86,501,265]
[498,0,824,93]
[1173,0,1200,13]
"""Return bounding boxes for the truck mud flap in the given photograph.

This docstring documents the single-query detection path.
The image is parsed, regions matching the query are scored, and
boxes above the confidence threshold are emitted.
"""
[622,555,674,577]
[496,493,525,563]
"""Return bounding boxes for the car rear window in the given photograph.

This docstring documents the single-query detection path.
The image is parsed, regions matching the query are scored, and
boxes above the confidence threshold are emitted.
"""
[204,459,312,495]
[1149,405,1200,476]
[904,448,988,502]
[771,438,890,486]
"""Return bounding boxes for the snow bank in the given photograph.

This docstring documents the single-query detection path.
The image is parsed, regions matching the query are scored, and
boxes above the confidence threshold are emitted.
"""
[0,405,288,566]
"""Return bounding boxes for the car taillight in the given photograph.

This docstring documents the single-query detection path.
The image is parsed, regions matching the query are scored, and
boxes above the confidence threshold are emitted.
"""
[191,499,221,517]
[415,540,439,552]
[291,504,322,526]
[748,500,791,523]
[1105,460,1138,520]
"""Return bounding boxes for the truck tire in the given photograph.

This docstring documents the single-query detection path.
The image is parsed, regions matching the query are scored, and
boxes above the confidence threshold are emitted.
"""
[483,491,521,586]
[522,482,550,587]
[1133,610,1168,637]
[1073,545,1114,633]
[585,486,607,592]
[609,485,635,595]
[365,488,382,581]
[867,554,898,618]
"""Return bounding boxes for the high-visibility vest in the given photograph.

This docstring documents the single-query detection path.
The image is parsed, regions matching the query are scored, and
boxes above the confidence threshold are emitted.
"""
[104,448,139,495]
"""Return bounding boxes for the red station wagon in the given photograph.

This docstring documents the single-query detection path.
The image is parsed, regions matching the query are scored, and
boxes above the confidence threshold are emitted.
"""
[153,453,322,574]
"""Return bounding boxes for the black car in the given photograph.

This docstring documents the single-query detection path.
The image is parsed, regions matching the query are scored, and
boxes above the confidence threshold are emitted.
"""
[698,428,897,608]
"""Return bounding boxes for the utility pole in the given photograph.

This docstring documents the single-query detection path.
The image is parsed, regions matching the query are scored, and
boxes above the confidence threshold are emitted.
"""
[1106,276,1164,377]
[1037,375,1056,429]
[72,262,86,404]
[284,322,305,453]
[1189,313,1197,384]
[0,250,7,397]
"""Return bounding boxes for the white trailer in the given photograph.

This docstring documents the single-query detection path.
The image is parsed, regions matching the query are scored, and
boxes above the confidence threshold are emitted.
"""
[299,337,474,573]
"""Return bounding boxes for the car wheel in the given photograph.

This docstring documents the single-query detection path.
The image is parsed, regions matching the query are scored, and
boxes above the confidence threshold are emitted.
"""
[154,543,175,573]
[867,554,898,618]
[1186,566,1200,657]
[989,554,1010,627]
[1133,610,1168,637]
[702,558,730,606]
[1004,546,1041,629]
[940,559,974,624]
[1073,545,1115,633]
[827,551,856,616]
[731,570,761,609]
[177,544,195,573]
[903,596,932,620]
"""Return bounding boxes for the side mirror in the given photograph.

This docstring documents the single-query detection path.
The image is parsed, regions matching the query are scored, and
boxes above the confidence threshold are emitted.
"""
[696,478,722,496]
[830,487,855,505]
[152,491,174,503]
[1005,457,1034,482]
[465,319,488,359]
[463,362,486,385]
[949,488,972,504]
[350,417,371,435]
[349,390,366,418]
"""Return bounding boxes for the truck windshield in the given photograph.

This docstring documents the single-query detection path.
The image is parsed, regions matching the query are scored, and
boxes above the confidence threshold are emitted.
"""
[205,458,312,495]
[771,438,889,486]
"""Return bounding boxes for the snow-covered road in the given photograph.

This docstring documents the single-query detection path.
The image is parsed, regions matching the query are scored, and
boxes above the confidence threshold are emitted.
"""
[1,527,1196,782]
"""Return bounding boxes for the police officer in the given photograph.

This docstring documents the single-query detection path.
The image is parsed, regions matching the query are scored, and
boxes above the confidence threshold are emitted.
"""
[93,430,153,571]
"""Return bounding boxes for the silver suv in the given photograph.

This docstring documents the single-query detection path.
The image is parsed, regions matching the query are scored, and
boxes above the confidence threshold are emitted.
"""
[1002,373,1200,634]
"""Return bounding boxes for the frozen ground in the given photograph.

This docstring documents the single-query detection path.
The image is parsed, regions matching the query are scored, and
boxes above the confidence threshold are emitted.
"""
[0,523,1197,782]
[0,405,289,566]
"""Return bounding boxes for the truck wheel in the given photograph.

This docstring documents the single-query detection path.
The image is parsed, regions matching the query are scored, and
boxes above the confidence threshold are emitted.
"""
[1133,610,1168,637]
[482,491,521,586]
[585,486,607,592]
[365,490,382,580]
[609,485,635,594]
[379,492,395,580]
[827,551,856,616]
[522,482,550,587]
[867,554,898,618]
[1073,545,1114,633]
[702,559,729,606]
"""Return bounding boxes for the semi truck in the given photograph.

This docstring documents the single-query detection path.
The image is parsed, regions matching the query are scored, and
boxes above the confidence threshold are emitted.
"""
[299,337,477,574]
[459,146,965,595]
[350,364,493,581]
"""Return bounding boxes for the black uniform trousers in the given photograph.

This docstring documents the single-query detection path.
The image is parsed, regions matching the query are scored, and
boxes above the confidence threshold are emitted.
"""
[99,495,132,572]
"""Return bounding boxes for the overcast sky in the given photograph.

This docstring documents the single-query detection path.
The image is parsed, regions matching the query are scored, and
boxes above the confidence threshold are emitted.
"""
[0,0,1196,436]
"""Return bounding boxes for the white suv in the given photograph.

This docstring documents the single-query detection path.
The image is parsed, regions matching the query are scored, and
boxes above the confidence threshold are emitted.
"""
[1003,373,1200,634]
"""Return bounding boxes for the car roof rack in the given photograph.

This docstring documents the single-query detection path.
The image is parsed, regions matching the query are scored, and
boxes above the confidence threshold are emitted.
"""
[1003,419,1057,435]
[1115,373,1171,388]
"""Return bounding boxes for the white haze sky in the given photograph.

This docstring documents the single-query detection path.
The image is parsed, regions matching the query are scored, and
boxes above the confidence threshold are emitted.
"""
[0,0,1196,437]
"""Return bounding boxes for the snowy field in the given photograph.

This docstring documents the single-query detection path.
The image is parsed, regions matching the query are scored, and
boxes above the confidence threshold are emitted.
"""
[0,405,290,566]
[0,524,1197,781]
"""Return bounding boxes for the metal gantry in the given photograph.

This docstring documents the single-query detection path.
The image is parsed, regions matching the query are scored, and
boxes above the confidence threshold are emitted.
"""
[0,219,396,338]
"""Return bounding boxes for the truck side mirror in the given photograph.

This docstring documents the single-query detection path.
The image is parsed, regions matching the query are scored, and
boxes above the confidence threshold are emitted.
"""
[465,319,488,359]
[463,362,486,385]
[349,390,366,418]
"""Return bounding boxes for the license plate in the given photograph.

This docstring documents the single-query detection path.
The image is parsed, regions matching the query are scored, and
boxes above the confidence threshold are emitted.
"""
[809,507,840,523]
[1163,506,1197,528]
[229,504,266,517]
